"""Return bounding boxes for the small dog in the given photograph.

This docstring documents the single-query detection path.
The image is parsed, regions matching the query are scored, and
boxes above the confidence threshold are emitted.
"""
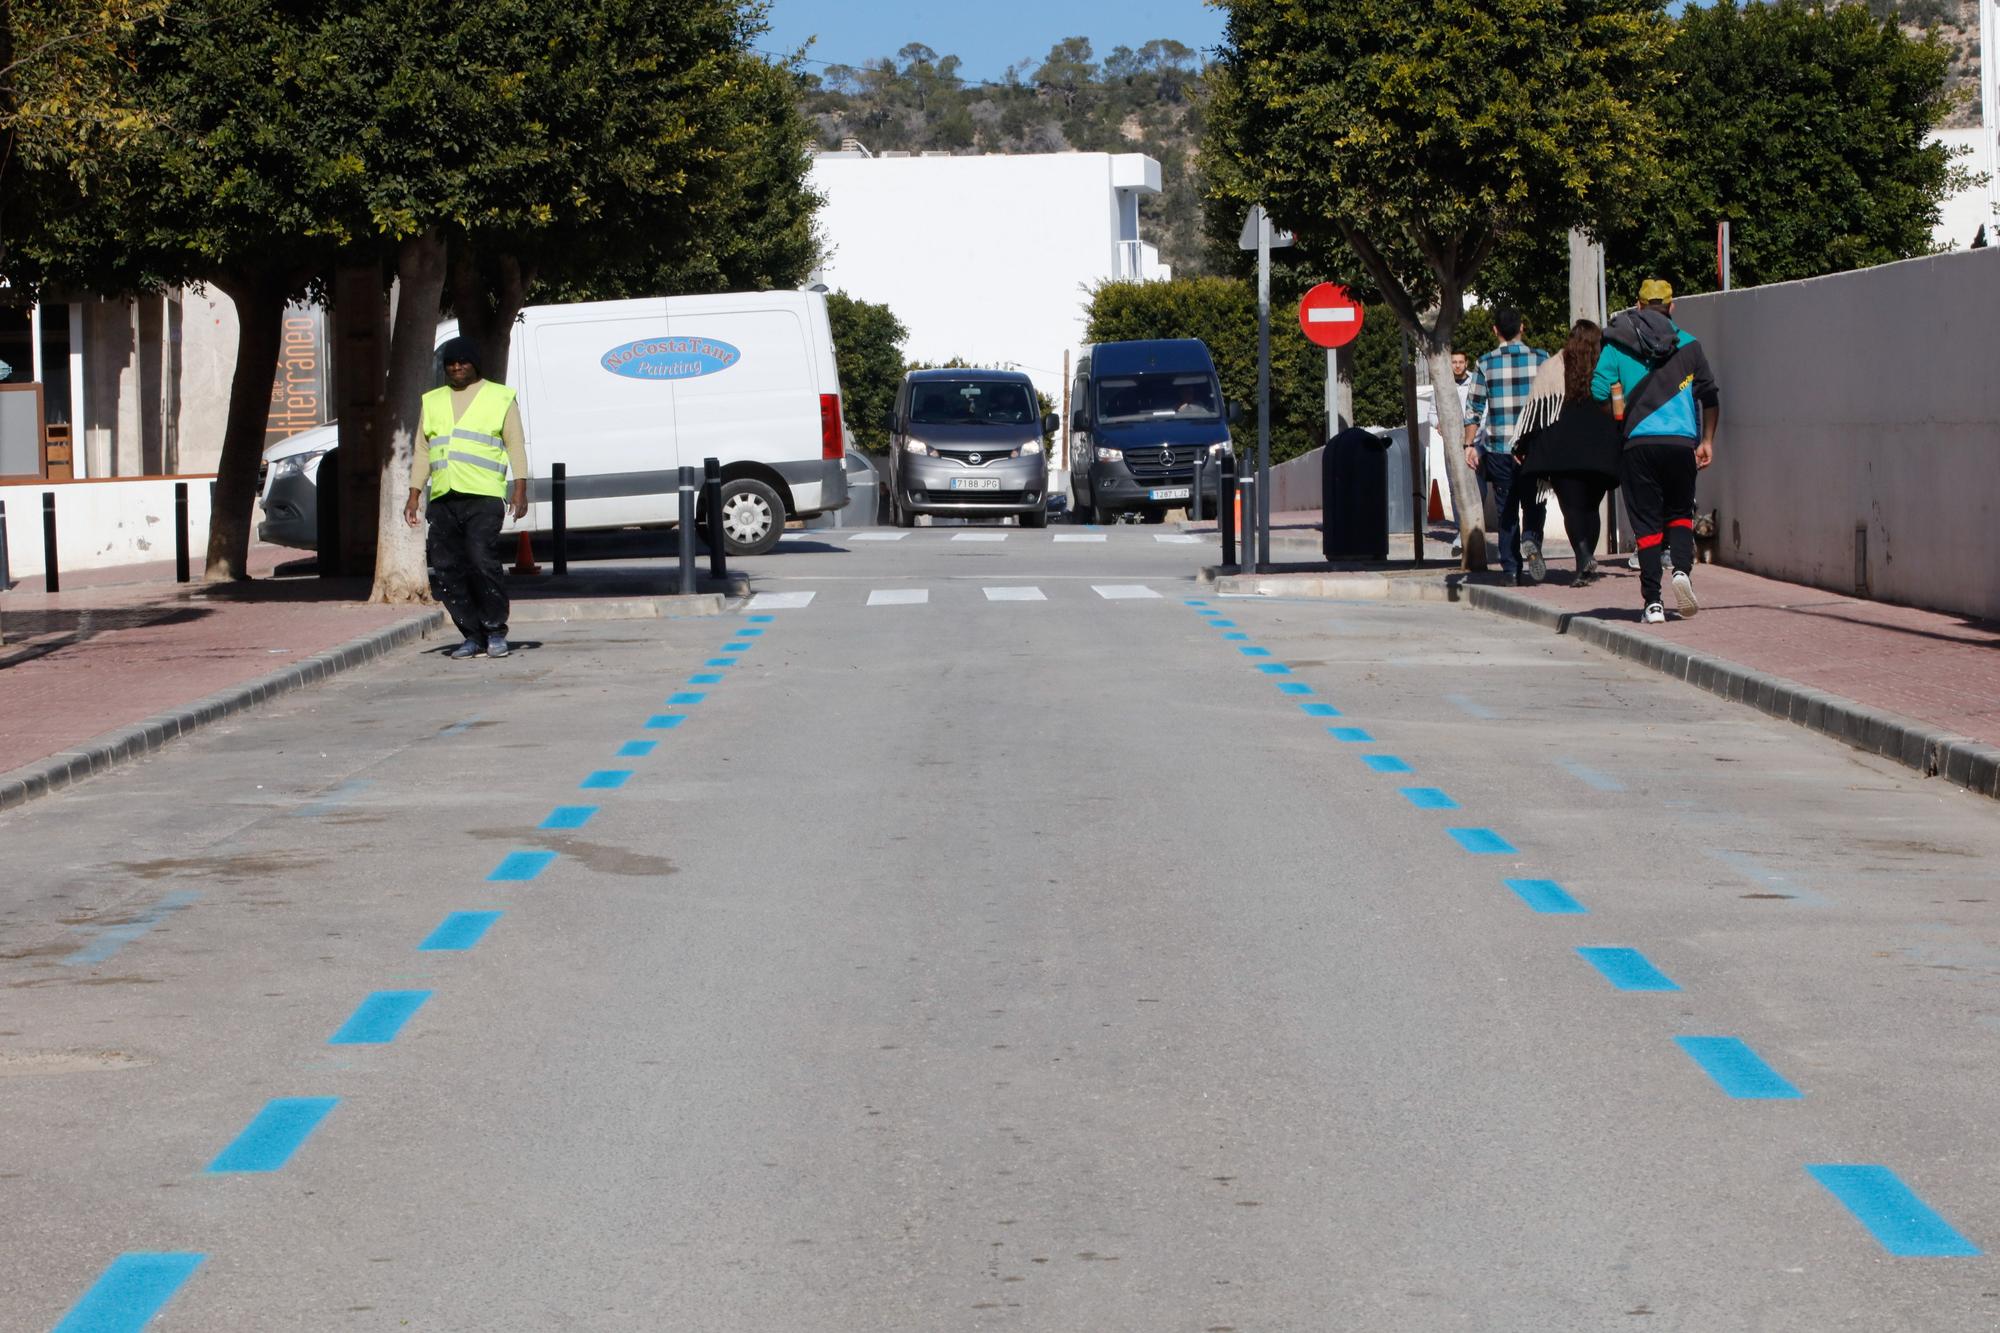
[1692,508,1719,564]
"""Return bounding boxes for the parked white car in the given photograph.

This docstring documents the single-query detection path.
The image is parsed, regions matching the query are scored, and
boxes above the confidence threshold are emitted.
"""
[259,289,850,556]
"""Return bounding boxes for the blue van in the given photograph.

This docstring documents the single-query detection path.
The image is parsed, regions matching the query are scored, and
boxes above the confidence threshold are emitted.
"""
[1068,339,1236,523]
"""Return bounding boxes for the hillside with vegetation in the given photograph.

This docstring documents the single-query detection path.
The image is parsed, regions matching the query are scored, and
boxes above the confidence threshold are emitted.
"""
[799,39,1215,276]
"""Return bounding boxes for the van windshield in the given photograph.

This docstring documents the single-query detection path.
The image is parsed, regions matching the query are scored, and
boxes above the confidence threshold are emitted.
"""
[1097,373,1219,424]
[909,380,1037,426]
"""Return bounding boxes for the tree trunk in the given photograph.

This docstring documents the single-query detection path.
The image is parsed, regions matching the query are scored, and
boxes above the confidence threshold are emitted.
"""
[204,271,289,582]
[371,228,447,604]
[449,242,534,381]
[1423,340,1488,571]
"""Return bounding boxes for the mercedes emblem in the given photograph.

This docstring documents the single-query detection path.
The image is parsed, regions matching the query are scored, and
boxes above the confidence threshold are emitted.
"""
[1159,448,1173,468]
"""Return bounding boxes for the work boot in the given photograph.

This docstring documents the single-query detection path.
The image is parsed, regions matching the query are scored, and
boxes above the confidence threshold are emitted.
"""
[449,637,484,660]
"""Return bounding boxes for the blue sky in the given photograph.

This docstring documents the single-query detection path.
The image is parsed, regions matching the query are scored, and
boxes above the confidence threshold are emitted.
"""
[760,0,1229,84]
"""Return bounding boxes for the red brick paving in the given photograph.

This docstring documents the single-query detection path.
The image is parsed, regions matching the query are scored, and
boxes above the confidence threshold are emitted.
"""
[1495,559,2000,748]
[0,551,425,775]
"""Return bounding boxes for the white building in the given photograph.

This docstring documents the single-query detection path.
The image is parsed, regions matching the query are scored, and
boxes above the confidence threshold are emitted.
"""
[1929,127,1996,251]
[805,149,1170,409]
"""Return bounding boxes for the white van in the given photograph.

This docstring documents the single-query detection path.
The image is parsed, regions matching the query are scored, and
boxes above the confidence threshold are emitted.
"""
[258,289,849,556]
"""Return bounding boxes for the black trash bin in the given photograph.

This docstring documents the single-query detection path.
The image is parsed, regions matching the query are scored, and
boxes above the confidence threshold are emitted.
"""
[1322,426,1392,561]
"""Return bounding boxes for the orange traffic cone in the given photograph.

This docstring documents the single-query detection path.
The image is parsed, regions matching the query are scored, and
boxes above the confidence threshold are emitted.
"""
[511,530,540,575]
[1428,479,1446,522]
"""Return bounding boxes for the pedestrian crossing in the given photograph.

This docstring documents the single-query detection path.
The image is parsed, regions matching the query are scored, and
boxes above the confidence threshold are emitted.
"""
[744,583,1173,611]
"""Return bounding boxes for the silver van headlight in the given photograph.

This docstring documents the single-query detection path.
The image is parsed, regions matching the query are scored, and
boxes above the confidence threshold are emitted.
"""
[271,448,330,481]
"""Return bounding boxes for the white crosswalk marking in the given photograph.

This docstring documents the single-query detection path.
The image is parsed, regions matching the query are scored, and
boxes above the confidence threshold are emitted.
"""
[951,532,1008,542]
[849,532,908,541]
[1154,534,1203,544]
[746,591,817,610]
[983,586,1046,602]
[1091,585,1161,600]
[1053,534,1107,542]
[866,588,929,606]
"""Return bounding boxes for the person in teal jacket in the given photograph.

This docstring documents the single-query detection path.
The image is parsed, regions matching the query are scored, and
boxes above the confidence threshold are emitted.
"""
[1591,278,1721,623]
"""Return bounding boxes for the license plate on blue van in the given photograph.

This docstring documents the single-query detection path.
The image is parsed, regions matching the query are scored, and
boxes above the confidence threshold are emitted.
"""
[950,478,1002,491]
[1149,486,1191,501]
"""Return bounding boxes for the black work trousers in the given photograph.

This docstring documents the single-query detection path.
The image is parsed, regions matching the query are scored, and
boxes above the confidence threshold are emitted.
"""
[1619,441,1698,607]
[427,492,509,643]
[1547,475,1612,572]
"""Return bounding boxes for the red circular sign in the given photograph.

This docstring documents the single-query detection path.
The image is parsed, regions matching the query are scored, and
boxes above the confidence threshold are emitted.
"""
[1298,283,1366,349]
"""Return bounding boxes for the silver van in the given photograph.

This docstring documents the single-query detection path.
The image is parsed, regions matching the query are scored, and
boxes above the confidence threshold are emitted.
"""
[884,369,1057,527]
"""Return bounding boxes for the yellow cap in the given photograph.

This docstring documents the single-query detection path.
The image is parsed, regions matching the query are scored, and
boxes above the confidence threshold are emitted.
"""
[1638,278,1674,303]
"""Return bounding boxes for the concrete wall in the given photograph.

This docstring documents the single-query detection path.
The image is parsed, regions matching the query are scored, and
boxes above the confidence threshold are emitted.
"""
[806,152,1166,407]
[1672,248,2000,621]
[69,287,249,479]
[0,477,212,578]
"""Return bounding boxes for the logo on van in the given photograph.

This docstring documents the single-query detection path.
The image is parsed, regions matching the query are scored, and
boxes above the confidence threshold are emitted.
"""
[600,336,740,381]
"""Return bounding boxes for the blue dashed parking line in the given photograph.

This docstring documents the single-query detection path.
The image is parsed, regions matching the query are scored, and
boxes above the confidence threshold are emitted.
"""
[1675,1037,1801,1099]
[1362,755,1412,774]
[51,1253,205,1333]
[327,990,433,1046]
[645,714,688,730]
[1327,727,1372,742]
[580,770,632,790]
[418,911,503,952]
[1447,827,1516,855]
[1400,787,1459,810]
[206,1097,340,1173]
[1277,682,1314,696]
[667,692,706,706]
[1807,1165,1981,1257]
[1503,879,1586,914]
[1300,702,1340,718]
[488,850,557,882]
[1576,947,1680,992]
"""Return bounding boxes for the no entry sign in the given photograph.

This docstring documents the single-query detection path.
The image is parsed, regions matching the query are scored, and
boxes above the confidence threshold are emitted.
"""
[1298,284,1365,349]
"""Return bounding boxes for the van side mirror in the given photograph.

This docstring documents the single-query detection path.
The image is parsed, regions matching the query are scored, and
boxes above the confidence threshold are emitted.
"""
[1041,412,1060,436]
[1070,408,1088,434]
[882,408,898,434]
[1226,400,1244,425]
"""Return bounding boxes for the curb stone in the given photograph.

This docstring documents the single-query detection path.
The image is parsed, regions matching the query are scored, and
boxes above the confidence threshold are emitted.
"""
[1465,583,2000,802]
[0,610,444,814]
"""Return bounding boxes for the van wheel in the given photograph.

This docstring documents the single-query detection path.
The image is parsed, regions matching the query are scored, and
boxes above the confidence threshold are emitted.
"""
[893,492,917,528]
[718,478,784,556]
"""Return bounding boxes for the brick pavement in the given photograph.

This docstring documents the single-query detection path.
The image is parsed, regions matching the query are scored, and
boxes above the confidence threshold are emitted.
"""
[1482,557,2000,751]
[0,551,426,776]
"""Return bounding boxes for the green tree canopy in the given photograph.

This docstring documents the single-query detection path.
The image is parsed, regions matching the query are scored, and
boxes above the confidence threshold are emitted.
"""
[825,290,907,454]
[1204,0,1667,563]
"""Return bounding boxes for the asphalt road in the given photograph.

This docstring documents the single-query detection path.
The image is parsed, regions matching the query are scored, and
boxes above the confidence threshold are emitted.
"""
[5,526,2000,1331]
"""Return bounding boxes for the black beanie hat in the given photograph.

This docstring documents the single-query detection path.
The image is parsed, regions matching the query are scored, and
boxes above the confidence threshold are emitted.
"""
[437,335,481,373]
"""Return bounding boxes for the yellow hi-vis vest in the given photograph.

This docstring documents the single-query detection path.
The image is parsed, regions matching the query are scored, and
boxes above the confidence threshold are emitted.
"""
[421,381,517,500]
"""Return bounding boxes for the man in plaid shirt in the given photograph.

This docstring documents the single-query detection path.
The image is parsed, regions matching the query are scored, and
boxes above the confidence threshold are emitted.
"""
[1461,307,1551,582]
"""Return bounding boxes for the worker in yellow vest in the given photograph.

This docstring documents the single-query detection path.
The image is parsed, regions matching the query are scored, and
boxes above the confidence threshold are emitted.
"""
[402,336,529,659]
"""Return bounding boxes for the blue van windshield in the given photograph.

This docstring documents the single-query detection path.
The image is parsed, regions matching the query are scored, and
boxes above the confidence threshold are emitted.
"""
[1097,373,1219,424]
[909,380,1037,425]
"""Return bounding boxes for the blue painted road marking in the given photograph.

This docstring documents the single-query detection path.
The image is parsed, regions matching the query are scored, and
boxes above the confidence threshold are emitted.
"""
[1223,632,1250,641]
[542,805,597,830]
[723,640,754,651]
[1557,759,1626,792]
[1448,827,1517,855]
[706,657,739,667]
[1327,727,1373,742]
[580,770,632,790]
[1210,619,1237,627]
[1807,1164,1980,1256]
[207,1096,339,1172]
[1401,787,1459,810]
[1576,947,1680,991]
[1363,755,1412,774]
[1257,663,1291,674]
[489,850,556,882]
[293,779,373,818]
[1675,1036,1801,1099]
[736,627,766,636]
[668,692,706,706]
[329,990,433,1045]
[419,910,503,952]
[1239,646,1272,657]
[52,1253,204,1333]
[645,714,687,730]
[1504,878,1586,914]
[689,673,724,684]
[1277,682,1314,696]
[62,890,199,968]
[1444,692,1498,720]
[616,740,656,758]
[1300,703,1341,718]
[1185,599,1209,606]
[746,614,775,623]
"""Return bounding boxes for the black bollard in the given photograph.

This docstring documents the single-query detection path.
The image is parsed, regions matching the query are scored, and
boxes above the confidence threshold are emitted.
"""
[1220,453,1238,572]
[174,482,190,583]
[0,499,11,591]
[1236,474,1257,576]
[42,492,58,593]
[677,465,697,596]
[704,457,725,581]
[551,463,568,577]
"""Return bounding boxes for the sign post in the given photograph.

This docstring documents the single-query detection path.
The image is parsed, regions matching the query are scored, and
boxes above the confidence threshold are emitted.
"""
[1239,207,1294,571]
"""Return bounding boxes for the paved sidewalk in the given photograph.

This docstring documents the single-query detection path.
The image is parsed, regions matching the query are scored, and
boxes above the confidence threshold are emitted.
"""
[0,560,435,788]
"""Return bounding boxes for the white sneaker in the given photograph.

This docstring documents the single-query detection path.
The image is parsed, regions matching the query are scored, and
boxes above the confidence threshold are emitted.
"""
[1642,602,1667,624]
[1672,570,1699,618]
[1520,539,1546,582]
